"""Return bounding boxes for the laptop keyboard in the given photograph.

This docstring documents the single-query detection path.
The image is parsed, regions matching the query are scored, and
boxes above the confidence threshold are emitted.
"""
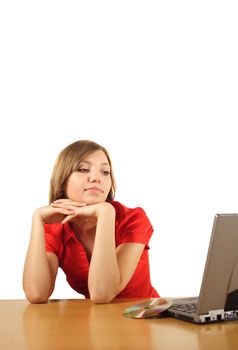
[170,302,198,313]
[169,298,199,313]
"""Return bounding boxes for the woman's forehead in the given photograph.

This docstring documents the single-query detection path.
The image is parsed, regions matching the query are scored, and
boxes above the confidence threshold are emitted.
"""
[80,150,110,165]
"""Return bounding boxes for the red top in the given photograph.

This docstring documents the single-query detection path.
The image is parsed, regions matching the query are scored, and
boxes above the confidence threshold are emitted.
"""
[44,201,159,298]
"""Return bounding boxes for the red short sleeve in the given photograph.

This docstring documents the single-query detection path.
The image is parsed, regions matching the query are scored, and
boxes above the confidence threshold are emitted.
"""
[44,223,64,258]
[114,204,154,248]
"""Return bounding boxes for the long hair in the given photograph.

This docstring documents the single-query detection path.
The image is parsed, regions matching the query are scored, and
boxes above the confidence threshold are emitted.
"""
[49,140,116,203]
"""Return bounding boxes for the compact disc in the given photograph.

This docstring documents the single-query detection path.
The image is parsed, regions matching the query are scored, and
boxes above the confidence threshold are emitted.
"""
[123,298,172,319]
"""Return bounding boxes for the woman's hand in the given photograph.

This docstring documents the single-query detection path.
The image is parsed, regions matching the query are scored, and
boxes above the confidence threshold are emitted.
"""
[34,202,86,224]
[51,200,114,224]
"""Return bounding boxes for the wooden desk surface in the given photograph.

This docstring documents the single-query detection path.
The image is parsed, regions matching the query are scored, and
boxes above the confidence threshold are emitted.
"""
[0,299,238,350]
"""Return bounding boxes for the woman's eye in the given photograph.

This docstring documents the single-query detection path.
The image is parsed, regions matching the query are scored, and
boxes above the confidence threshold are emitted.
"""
[78,168,89,173]
[102,170,110,176]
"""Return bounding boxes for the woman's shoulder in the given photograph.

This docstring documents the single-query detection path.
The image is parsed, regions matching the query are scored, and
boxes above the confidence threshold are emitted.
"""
[110,200,149,222]
[111,201,154,245]
[110,200,142,212]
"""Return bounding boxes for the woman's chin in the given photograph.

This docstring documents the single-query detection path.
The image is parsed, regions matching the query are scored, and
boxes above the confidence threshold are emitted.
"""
[84,198,105,205]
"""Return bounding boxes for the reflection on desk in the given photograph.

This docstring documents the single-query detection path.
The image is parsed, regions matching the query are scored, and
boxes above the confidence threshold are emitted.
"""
[0,299,238,350]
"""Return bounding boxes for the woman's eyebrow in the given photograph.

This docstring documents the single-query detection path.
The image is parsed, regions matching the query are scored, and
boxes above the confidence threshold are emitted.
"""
[80,160,110,167]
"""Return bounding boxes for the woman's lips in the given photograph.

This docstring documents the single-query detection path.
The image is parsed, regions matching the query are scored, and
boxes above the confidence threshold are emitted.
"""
[85,187,103,193]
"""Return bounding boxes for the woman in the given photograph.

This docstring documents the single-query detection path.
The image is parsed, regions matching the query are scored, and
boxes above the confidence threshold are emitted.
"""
[23,140,159,303]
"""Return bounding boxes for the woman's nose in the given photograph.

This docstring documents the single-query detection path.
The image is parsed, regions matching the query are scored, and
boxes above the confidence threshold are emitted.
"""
[88,170,101,182]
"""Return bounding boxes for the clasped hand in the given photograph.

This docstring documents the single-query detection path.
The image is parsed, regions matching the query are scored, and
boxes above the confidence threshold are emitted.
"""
[36,200,114,225]
[51,199,113,224]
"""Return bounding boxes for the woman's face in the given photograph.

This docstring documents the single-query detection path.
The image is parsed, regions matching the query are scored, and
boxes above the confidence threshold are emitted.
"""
[65,150,112,205]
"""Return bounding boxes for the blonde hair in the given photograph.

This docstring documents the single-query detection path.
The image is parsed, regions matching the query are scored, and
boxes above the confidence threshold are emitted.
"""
[49,140,116,203]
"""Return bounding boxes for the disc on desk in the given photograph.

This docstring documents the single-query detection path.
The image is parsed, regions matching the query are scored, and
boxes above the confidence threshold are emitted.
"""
[123,298,172,319]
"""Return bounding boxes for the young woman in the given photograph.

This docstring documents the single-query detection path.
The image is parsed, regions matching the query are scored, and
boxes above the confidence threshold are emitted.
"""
[23,140,159,303]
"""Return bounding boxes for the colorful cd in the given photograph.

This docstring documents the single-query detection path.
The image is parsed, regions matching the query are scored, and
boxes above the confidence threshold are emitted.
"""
[123,298,172,319]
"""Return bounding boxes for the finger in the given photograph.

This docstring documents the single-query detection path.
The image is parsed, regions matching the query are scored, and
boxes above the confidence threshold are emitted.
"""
[52,207,75,215]
[51,204,86,212]
[52,201,87,207]
[51,203,78,212]
[53,199,72,203]
[61,214,75,224]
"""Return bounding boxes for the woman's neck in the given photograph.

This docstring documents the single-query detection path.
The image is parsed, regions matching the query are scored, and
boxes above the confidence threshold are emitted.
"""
[71,217,97,238]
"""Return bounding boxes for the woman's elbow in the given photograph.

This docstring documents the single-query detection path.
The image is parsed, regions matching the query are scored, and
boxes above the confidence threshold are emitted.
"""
[26,294,49,304]
[90,295,113,304]
[28,296,49,304]
[90,288,116,304]
[24,287,50,304]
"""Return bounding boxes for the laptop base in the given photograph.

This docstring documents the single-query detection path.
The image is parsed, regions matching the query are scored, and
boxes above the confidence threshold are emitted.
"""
[167,297,238,324]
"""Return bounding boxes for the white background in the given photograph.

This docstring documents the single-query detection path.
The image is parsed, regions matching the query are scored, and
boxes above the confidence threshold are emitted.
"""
[0,1,238,300]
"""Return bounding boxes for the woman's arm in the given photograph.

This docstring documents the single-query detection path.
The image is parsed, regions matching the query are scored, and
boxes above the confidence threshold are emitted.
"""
[87,203,119,303]
[23,211,58,303]
[87,203,145,303]
[23,206,74,303]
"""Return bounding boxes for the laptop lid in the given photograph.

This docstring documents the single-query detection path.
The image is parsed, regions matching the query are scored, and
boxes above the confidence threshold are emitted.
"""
[198,214,238,316]
[168,214,238,323]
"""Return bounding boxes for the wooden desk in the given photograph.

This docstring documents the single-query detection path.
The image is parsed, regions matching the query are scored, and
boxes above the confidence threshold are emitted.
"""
[0,299,238,350]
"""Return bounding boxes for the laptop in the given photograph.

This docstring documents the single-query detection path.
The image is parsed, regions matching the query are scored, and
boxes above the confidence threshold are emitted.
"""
[167,214,238,323]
